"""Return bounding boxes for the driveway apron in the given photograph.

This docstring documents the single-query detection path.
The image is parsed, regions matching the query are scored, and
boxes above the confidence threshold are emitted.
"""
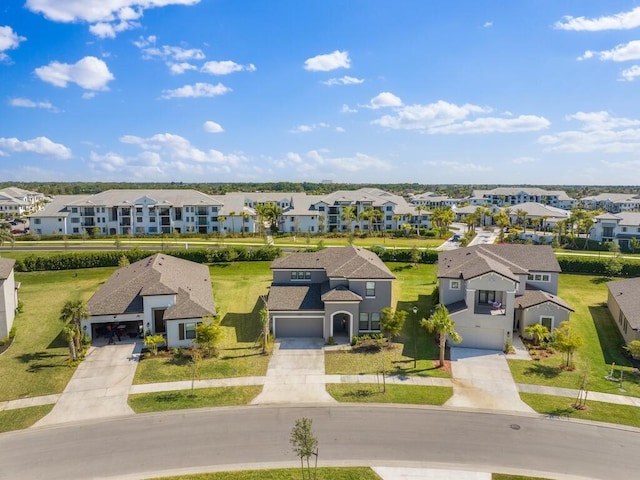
[251,338,335,404]
[445,348,534,413]
[34,341,141,427]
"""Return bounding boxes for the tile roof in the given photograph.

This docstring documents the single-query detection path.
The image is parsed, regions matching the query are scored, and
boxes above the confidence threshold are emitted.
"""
[516,286,574,312]
[0,258,16,279]
[87,253,215,319]
[607,277,640,330]
[271,245,395,279]
[438,244,561,280]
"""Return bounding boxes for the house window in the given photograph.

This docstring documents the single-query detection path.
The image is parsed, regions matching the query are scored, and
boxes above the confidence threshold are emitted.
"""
[450,280,460,290]
[136,217,143,223]
[622,227,627,232]
[291,271,311,281]
[371,313,380,330]
[540,316,554,331]
[179,322,199,340]
[34,218,41,224]
[359,313,369,330]
[366,281,375,297]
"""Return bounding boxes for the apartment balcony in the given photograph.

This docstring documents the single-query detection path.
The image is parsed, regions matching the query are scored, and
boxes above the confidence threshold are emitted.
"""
[474,303,505,316]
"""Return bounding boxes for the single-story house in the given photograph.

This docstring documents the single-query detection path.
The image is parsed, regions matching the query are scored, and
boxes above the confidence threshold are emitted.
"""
[606,277,640,344]
[267,245,395,340]
[0,258,19,340]
[438,244,573,350]
[83,253,216,348]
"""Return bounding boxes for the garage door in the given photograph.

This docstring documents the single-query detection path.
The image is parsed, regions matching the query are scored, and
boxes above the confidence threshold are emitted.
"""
[456,327,504,350]
[275,316,324,338]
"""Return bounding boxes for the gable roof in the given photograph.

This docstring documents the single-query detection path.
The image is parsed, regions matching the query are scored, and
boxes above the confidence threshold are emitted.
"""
[0,258,15,279]
[267,284,325,311]
[87,253,215,319]
[607,277,640,330]
[271,245,395,279]
[516,286,574,312]
[438,244,561,280]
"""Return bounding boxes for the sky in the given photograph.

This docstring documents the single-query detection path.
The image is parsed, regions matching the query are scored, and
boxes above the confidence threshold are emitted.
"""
[1,0,640,186]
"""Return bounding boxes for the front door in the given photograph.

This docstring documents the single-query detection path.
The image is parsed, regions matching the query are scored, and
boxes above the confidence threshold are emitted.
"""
[153,308,166,334]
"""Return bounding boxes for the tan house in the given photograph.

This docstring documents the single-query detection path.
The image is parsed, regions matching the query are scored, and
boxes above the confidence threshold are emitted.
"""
[606,277,640,344]
[83,254,216,347]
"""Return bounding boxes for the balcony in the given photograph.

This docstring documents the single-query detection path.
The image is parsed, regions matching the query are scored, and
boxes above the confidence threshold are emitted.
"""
[474,303,505,316]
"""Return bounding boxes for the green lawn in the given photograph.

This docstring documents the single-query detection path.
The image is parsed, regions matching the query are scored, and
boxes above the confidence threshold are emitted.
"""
[493,475,551,480]
[153,468,382,480]
[327,383,452,405]
[128,386,262,413]
[0,405,53,433]
[508,273,640,398]
[133,262,273,384]
[326,263,449,377]
[520,392,640,428]
[0,267,116,401]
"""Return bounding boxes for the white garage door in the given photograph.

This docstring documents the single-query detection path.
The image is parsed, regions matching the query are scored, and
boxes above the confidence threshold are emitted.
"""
[275,316,324,338]
[456,327,504,350]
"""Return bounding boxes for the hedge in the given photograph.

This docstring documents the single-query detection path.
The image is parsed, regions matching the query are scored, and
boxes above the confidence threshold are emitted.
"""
[557,256,640,277]
[14,246,282,272]
[368,247,438,264]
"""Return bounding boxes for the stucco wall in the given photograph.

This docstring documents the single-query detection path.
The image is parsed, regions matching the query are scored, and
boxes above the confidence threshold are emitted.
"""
[519,302,571,335]
[607,291,640,343]
[0,270,16,339]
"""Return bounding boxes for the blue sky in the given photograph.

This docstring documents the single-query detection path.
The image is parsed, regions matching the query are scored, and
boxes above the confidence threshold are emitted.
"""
[1,1,640,185]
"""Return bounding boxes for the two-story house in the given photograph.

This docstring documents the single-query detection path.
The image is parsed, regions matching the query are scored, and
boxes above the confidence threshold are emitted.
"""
[438,245,573,350]
[267,246,395,341]
[589,212,640,251]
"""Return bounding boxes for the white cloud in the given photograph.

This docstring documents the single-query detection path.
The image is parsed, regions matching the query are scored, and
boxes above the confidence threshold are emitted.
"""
[304,50,350,72]
[365,92,403,109]
[483,21,493,28]
[201,60,256,75]
[431,115,550,134]
[134,36,206,73]
[290,123,330,134]
[322,75,364,86]
[160,82,231,99]
[0,136,72,159]
[203,121,224,133]
[578,40,640,62]
[512,157,536,164]
[169,62,197,75]
[538,111,640,153]
[425,160,492,173]
[277,150,391,173]
[26,0,201,37]
[621,65,640,81]
[0,25,26,61]
[34,56,115,91]
[341,104,357,114]
[554,6,640,31]
[335,126,345,133]
[9,97,56,110]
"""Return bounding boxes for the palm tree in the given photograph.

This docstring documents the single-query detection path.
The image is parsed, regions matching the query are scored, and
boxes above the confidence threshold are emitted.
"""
[0,224,14,247]
[241,211,250,236]
[515,209,528,232]
[414,204,429,236]
[431,207,454,238]
[392,214,401,231]
[421,304,462,367]
[228,211,236,234]
[60,298,89,360]
[524,323,550,346]
[341,205,357,232]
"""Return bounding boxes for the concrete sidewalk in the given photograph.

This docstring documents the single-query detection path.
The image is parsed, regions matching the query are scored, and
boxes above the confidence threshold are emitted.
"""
[33,341,141,426]
[373,467,490,480]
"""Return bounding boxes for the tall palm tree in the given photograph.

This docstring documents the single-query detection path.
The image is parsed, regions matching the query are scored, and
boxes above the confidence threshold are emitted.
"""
[60,298,89,359]
[341,205,357,232]
[0,224,14,247]
[241,211,250,236]
[228,211,236,234]
[421,304,461,367]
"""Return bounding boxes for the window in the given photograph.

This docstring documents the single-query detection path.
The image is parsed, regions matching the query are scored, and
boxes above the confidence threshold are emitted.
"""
[359,313,369,330]
[72,228,79,234]
[622,227,627,232]
[71,207,78,213]
[136,217,143,223]
[371,313,380,330]
[291,271,311,281]
[450,280,460,290]
[34,218,41,224]
[71,217,79,223]
[366,281,375,297]
[179,322,199,340]
[540,316,554,331]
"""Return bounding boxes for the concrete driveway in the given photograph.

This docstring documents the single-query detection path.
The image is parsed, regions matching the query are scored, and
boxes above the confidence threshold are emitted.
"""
[35,341,141,426]
[251,337,335,405]
[445,348,534,413]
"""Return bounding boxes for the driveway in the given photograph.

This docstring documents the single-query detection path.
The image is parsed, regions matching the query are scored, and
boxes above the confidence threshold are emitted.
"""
[251,337,335,404]
[34,341,141,426]
[445,348,534,413]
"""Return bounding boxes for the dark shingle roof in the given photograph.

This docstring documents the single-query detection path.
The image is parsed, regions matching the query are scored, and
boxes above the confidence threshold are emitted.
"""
[438,245,561,280]
[607,277,640,330]
[271,245,395,279]
[516,286,574,312]
[0,258,15,279]
[267,284,325,311]
[321,286,363,302]
[87,254,215,319]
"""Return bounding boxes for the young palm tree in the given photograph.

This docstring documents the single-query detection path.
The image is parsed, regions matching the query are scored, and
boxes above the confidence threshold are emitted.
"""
[421,304,462,367]
[60,298,90,358]
[524,323,550,346]
[340,205,357,232]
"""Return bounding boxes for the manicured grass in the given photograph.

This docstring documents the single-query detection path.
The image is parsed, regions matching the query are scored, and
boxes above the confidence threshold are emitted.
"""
[326,263,449,377]
[327,383,452,405]
[520,392,640,428]
[133,262,273,384]
[0,405,53,433]
[153,467,382,480]
[0,267,116,401]
[508,273,640,398]
[128,386,262,413]
[493,475,551,480]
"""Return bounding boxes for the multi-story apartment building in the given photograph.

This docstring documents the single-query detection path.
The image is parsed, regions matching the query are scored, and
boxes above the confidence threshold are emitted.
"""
[0,186,45,216]
[468,188,576,210]
[580,193,640,213]
[409,192,461,209]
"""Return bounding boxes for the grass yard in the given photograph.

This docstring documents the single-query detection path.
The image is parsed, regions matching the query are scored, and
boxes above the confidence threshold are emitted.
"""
[153,467,382,480]
[326,263,449,377]
[128,386,262,413]
[0,405,53,433]
[508,273,640,398]
[520,392,640,428]
[327,383,452,405]
[493,475,551,480]
[0,267,116,401]
[133,262,272,384]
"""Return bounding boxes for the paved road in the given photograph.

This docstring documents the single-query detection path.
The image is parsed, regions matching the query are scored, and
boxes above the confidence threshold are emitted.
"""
[1,406,637,480]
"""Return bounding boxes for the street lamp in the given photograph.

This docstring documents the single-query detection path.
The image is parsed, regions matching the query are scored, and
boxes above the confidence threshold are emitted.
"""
[412,306,418,369]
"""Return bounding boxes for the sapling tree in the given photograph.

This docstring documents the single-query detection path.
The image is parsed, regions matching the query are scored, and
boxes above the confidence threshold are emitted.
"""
[290,417,318,480]
[380,307,407,344]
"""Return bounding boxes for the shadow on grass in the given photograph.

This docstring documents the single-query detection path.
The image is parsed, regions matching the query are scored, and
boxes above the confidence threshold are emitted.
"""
[47,330,68,349]
[221,297,263,343]
[590,276,611,285]
[589,305,632,367]
[525,363,562,379]
[343,388,381,399]
[392,264,415,273]
[546,406,576,417]
[16,350,66,365]
[155,392,183,403]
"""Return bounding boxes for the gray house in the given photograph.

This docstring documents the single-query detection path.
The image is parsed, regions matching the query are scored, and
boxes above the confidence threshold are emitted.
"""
[438,245,573,350]
[267,246,395,340]
[0,258,18,340]
[606,277,640,344]
[83,254,216,348]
